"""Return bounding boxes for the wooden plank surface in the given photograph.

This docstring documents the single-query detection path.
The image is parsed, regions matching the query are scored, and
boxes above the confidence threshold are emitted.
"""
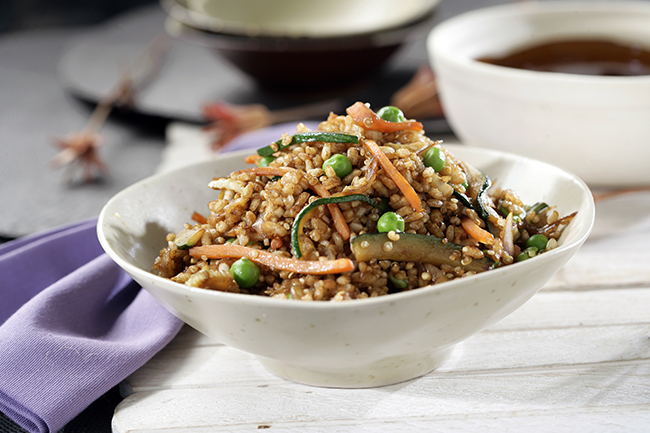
[114,360,650,432]
[113,286,650,432]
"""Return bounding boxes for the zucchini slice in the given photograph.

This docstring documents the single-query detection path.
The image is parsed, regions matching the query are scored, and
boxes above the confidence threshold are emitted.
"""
[174,227,205,250]
[257,132,359,157]
[351,232,494,273]
[454,164,496,222]
[291,194,377,258]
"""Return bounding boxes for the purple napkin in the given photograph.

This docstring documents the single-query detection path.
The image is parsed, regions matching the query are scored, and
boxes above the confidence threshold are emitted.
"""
[0,218,183,433]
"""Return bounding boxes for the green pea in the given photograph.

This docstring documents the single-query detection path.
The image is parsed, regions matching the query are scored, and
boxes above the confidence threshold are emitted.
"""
[322,154,353,179]
[230,257,260,288]
[525,234,548,251]
[515,251,530,262]
[389,274,408,289]
[423,146,446,172]
[376,106,406,123]
[377,211,405,233]
[515,246,538,262]
[378,197,392,214]
[257,156,275,167]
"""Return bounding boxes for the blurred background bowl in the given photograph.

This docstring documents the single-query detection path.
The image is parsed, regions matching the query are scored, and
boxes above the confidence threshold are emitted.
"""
[428,1,650,187]
[162,0,440,90]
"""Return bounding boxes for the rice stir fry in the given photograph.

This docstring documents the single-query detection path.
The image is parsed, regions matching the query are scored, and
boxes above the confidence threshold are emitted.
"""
[154,102,576,300]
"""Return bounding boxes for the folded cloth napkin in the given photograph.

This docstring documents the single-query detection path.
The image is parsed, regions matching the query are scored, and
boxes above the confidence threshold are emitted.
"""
[0,218,183,433]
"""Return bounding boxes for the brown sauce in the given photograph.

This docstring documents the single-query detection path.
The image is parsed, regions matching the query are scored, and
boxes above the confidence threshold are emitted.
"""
[477,39,650,76]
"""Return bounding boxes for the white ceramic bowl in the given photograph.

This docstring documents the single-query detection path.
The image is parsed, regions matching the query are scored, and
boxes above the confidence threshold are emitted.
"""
[97,146,594,388]
[428,1,650,187]
[168,0,440,38]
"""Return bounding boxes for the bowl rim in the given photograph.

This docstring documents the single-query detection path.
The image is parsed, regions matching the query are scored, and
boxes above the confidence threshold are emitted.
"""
[428,0,650,84]
[97,145,595,310]
[161,0,441,40]
[164,8,437,52]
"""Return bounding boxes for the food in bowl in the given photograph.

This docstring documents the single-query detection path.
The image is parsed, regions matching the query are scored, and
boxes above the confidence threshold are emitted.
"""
[98,117,594,387]
[154,102,576,300]
[477,38,650,76]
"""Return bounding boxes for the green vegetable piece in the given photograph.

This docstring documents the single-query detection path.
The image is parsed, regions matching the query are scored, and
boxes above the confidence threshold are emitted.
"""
[516,246,539,262]
[376,106,406,123]
[528,202,549,214]
[454,164,495,226]
[291,194,377,258]
[453,190,473,210]
[257,132,359,157]
[515,251,530,262]
[525,234,548,251]
[472,170,493,222]
[423,146,446,172]
[322,154,353,179]
[257,156,275,167]
[389,274,408,289]
[174,227,205,250]
[498,204,524,222]
[377,211,405,233]
[230,257,260,288]
[351,232,494,273]
[378,197,392,214]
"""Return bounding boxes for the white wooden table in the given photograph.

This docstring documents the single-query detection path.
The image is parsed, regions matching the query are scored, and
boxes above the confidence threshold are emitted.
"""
[112,127,650,432]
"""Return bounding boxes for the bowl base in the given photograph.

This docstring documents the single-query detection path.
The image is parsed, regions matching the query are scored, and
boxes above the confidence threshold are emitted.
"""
[257,347,455,388]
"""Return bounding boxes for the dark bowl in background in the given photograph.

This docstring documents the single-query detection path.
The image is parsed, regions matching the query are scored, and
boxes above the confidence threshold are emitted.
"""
[162,0,439,90]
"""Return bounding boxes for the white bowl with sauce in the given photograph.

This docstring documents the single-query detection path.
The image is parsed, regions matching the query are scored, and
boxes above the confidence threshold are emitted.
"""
[97,146,594,388]
[428,1,650,187]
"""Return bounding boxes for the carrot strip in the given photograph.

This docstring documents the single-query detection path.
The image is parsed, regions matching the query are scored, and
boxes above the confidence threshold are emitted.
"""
[244,154,262,164]
[461,217,495,245]
[346,101,423,133]
[309,183,351,241]
[191,211,208,225]
[190,244,355,275]
[363,139,424,213]
[231,166,351,241]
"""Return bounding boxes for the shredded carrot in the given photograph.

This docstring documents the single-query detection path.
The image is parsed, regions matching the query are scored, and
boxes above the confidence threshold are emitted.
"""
[190,244,355,275]
[363,139,424,213]
[234,167,351,241]
[244,154,262,164]
[461,217,495,245]
[192,211,208,225]
[346,101,423,133]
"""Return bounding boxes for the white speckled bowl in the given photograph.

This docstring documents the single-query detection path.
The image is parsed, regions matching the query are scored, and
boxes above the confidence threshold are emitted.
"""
[98,146,594,388]
[171,0,440,38]
[428,1,650,186]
